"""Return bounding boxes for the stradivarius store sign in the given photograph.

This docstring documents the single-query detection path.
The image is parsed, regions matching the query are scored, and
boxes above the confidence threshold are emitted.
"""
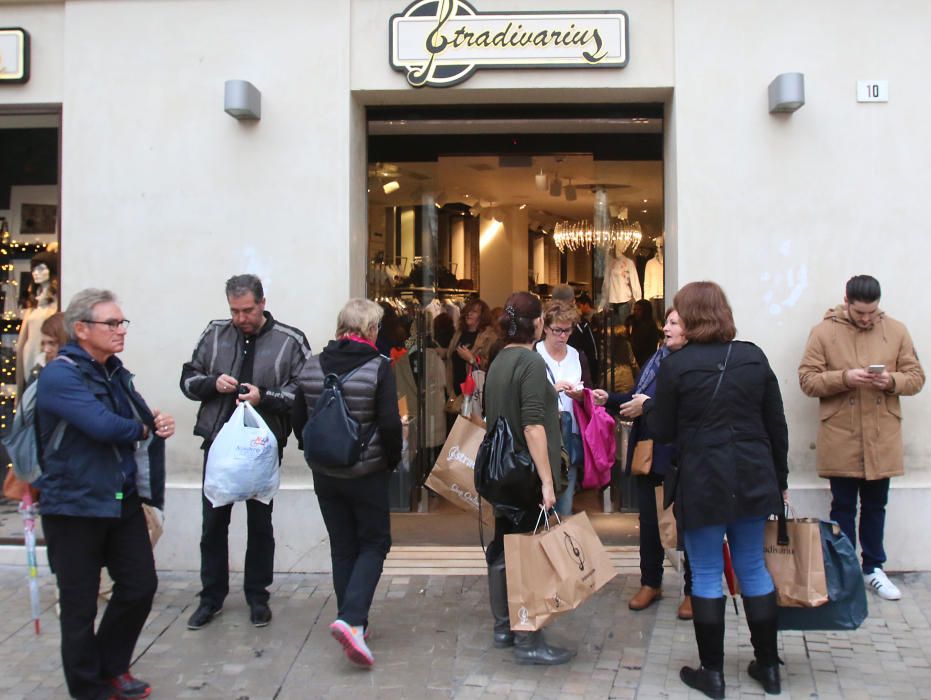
[390,0,628,88]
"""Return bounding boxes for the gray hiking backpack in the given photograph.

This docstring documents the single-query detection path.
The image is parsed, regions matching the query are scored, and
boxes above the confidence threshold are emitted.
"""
[2,356,75,483]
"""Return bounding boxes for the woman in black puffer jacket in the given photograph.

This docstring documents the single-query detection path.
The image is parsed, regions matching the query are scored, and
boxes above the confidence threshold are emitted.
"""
[293,298,402,670]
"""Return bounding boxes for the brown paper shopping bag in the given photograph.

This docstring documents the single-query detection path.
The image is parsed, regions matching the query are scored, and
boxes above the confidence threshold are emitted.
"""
[504,511,617,631]
[654,486,678,550]
[424,416,494,527]
[764,517,829,608]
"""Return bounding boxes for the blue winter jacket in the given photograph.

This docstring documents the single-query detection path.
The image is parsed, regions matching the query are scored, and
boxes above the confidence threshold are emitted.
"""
[35,344,166,517]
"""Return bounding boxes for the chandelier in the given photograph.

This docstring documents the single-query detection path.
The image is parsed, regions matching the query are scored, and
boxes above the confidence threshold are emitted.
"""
[552,219,643,253]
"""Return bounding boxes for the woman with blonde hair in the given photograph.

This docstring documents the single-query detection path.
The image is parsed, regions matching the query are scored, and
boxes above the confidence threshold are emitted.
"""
[536,299,591,515]
[294,298,402,669]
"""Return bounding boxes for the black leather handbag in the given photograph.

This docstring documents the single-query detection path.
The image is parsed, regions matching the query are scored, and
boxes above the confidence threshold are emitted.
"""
[474,416,542,510]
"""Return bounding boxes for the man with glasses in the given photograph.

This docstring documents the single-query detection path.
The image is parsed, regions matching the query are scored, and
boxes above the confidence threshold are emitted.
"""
[37,288,175,700]
[181,274,310,630]
[799,274,925,600]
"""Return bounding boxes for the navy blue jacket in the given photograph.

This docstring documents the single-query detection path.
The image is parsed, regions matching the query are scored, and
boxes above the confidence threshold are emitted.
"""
[35,344,165,517]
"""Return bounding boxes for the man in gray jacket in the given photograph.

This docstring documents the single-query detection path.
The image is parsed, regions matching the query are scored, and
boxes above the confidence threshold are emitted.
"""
[181,274,310,629]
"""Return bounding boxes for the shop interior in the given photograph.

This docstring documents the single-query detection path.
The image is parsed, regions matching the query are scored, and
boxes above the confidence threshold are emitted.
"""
[0,111,60,542]
[366,106,666,544]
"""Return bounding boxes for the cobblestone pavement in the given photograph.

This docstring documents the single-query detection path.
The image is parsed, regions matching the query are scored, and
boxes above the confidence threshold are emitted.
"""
[0,564,929,699]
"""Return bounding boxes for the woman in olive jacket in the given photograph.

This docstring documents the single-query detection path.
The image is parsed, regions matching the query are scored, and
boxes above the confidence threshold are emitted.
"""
[637,282,788,699]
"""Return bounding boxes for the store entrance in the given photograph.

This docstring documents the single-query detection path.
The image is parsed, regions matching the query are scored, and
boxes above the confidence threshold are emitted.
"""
[367,105,665,546]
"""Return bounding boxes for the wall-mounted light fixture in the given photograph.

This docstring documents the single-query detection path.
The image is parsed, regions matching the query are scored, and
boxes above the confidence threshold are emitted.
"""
[382,180,400,194]
[768,73,805,113]
[224,80,262,120]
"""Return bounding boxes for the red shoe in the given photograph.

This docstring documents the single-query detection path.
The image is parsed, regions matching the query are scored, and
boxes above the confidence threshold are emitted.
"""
[109,672,151,699]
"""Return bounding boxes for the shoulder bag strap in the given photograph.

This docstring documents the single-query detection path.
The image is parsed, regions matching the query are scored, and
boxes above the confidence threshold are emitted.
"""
[685,342,733,447]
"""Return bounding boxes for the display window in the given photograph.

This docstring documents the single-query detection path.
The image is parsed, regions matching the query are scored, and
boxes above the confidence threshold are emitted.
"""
[0,110,61,506]
[365,106,665,529]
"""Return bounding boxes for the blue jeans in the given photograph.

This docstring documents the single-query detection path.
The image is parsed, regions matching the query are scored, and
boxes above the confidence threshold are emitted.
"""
[829,476,890,574]
[684,517,774,599]
[556,464,578,516]
[556,412,584,516]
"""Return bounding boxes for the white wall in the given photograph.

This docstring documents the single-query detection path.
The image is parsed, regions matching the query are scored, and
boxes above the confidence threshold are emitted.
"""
[671,0,931,567]
[56,0,353,481]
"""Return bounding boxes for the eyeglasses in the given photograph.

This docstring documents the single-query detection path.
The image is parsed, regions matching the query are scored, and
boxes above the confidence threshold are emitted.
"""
[82,319,131,331]
[548,326,572,336]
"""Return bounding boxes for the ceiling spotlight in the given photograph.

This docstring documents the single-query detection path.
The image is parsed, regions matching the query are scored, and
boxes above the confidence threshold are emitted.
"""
[469,206,481,217]
[564,179,577,202]
[382,180,400,194]
[435,191,448,207]
[642,199,648,203]
[535,170,548,191]
[519,203,527,210]
[549,176,562,197]
[642,209,648,213]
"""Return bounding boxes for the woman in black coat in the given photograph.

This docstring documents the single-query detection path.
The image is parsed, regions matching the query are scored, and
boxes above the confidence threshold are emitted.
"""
[638,282,788,699]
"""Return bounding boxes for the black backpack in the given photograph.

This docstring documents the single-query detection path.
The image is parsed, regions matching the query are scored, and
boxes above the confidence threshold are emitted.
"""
[302,362,376,468]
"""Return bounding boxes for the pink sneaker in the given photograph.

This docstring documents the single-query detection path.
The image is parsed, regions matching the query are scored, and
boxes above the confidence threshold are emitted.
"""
[329,619,374,667]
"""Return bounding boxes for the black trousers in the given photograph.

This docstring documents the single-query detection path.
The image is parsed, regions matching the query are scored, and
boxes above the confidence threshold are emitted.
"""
[637,472,692,593]
[314,470,392,628]
[199,450,275,608]
[43,494,157,700]
[485,508,540,565]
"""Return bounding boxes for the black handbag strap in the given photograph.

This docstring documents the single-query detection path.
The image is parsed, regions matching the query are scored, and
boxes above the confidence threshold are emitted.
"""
[684,342,733,448]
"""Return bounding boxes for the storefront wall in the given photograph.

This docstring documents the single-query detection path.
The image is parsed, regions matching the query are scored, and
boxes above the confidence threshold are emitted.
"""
[2,0,929,570]
[670,1,931,569]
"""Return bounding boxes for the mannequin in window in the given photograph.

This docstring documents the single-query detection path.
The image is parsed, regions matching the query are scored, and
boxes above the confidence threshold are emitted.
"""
[601,241,642,322]
[644,235,665,321]
[16,250,59,398]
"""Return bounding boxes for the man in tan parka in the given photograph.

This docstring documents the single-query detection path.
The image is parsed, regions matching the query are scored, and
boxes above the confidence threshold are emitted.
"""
[799,275,924,600]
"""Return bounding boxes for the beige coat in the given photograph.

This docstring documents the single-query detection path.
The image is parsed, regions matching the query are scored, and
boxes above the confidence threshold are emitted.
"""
[798,305,925,480]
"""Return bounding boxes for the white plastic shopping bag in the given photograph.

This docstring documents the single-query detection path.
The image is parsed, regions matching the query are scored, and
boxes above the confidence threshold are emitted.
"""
[204,403,280,507]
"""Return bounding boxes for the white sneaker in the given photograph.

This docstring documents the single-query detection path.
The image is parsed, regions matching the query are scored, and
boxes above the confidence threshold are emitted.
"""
[329,619,374,667]
[865,569,902,600]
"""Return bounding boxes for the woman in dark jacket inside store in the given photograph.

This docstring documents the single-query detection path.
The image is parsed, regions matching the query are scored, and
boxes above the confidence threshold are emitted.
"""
[293,298,402,670]
[482,291,573,666]
[638,281,789,699]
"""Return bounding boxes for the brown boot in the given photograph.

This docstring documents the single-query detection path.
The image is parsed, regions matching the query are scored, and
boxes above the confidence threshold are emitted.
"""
[628,586,662,611]
[678,595,693,620]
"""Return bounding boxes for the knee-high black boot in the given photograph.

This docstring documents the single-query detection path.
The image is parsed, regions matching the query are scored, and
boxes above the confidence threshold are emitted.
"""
[680,596,726,699]
[743,591,781,695]
[487,553,514,648]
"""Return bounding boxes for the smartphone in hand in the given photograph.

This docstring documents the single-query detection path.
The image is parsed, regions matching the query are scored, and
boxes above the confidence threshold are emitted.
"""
[867,364,886,374]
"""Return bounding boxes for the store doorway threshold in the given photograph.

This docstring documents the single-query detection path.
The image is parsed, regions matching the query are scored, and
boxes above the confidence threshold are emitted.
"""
[390,511,639,547]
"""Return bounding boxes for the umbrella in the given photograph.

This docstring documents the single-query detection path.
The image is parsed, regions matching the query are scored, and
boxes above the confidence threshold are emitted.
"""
[722,539,739,615]
[19,491,41,635]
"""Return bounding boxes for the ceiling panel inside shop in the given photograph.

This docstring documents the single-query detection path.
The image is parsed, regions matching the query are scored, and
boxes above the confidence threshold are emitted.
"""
[368,155,664,240]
